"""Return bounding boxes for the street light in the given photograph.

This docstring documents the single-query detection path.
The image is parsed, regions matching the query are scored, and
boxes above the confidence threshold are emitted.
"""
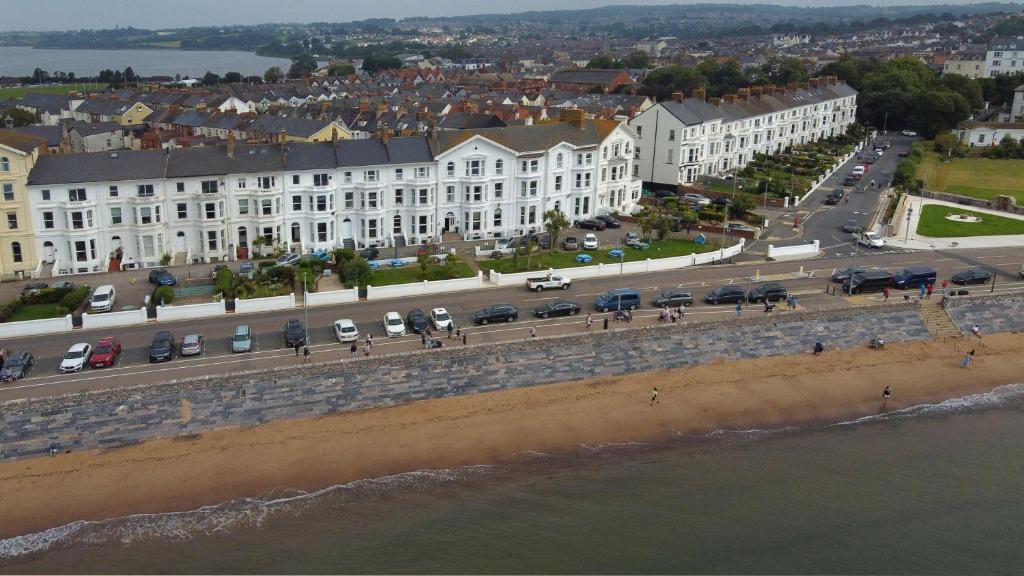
[762,177,771,228]
[882,112,888,135]
[848,238,857,296]
[904,206,913,243]
[303,274,310,346]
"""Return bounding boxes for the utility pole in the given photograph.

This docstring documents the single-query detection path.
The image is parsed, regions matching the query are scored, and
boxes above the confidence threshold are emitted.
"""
[882,112,888,134]
[721,203,729,250]
[762,177,771,228]
[904,206,913,243]
[849,238,857,296]
[303,274,310,345]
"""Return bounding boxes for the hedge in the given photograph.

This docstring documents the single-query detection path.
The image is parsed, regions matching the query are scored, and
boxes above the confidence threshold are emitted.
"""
[59,286,91,313]
[154,285,175,305]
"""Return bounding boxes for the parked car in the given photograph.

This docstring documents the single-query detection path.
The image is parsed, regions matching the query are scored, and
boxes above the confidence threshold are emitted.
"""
[534,300,581,318]
[50,280,76,290]
[652,289,694,308]
[59,342,92,373]
[148,268,177,286]
[232,324,253,353]
[747,282,789,303]
[843,270,893,294]
[383,311,407,337]
[20,281,48,296]
[951,268,993,285]
[211,264,231,279]
[902,130,917,137]
[582,233,599,250]
[596,214,622,228]
[1,351,34,381]
[594,288,641,312]
[576,218,606,231]
[893,266,938,290]
[711,197,733,208]
[89,285,117,312]
[831,266,868,283]
[358,246,380,261]
[180,334,205,357]
[897,151,908,158]
[842,176,858,187]
[654,189,677,199]
[683,193,711,207]
[431,307,454,331]
[624,232,642,247]
[538,234,552,250]
[726,222,754,232]
[406,308,431,333]
[87,336,121,368]
[283,319,306,347]
[474,304,518,324]
[854,231,885,248]
[874,149,884,157]
[562,236,579,250]
[148,331,176,363]
[239,261,256,278]
[526,273,572,292]
[703,285,746,304]
[332,319,359,343]
[842,220,863,233]
[276,253,301,267]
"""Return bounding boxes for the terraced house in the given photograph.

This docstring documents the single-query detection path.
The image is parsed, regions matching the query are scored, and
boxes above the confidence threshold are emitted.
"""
[0,131,48,280]
[629,77,857,187]
[24,114,640,274]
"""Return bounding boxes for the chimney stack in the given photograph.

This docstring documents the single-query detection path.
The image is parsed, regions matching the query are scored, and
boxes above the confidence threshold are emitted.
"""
[358,98,369,113]
[710,96,722,107]
[279,128,287,166]
[378,126,390,145]
[809,78,820,88]
[672,91,684,103]
[737,87,750,101]
[563,108,586,130]
[227,132,235,158]
[693,87,706,101]
[750,86,762,98]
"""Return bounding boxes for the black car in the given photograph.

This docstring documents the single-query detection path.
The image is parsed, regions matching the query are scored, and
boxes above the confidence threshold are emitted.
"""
[652,289,694,308]
[654,189,677,199]
[825,189,844,205]
[358,246,380,261]
[0,351,34,381]
[711,197,733,208]
[406,308,431,333]
[842,220,863,233]
[704,285,746,305]
[473,304,518,325]
[951,268,993,285]
[842,176,858,187]
[576,218,607,231]
[596,215,622,229]
[148,331,175,363]
[148,268,177,286]
[20,282,48,296]
[534,300,581,318]
[831,266,868,283]
[283,319,306,347]
[747,282,789,303]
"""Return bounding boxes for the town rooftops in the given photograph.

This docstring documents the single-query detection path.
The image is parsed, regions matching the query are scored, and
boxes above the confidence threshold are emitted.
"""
[988,37,1024,51]
[4,125,61,147]
[247,115,336,138]
[550,69,630,85]
[435,118,621,154]
[0,130,48,154]
[661,98,725,125]
[67,121,122,137]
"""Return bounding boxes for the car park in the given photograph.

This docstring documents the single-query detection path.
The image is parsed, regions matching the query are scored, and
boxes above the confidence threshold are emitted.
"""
[576,218,606,231]
[180,334,205,357]
[148,268,177,286]
[474,304,518,324]
[283,319,306,346]
[148,331,176,363]
[951,268,993,285]
[59,343,92,373]
[843,270,893,294]
[89,285,116,312]
[406,308,431,333]
[431,307,453,331]
[20,281,48,296]
[562,236,579,250]
[582,233,599,249]
[596,214,622,228]
[831,266,868,283]
[842,220,863,233]
[358,246,380,261]
[1,351,34,381]
[383,311,407,337]
[332,319,359,343]
[594,288,641,312]
[534,300,581,318]
[703,285,746,304]
[652,289,693,308]
[893,266,938,290]
[276,253,301,267]
[232,324,253,352]
[747,282,789,303]
[89,336,122,368]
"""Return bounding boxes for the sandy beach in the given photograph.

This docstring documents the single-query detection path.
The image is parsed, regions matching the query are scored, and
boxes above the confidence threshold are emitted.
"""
[1,332,1020,540]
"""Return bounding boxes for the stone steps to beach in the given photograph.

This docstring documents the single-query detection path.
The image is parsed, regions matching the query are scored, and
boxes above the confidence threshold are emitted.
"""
[918,301,962,340]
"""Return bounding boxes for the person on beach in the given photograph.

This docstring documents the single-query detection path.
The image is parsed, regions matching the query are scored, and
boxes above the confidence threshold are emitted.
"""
[971,324,982,338]
[941,279,949,296]
[302,345,310,363]
[530,326,537,339]
[813,341,824,355]
[364,341,371,357]
[926,283,934,298]
[961,352,971,368]
[881,385,892,410]
[919,283,927,299]
[421,332,427,346]
[650,387,659,406]
[586,312,593,330]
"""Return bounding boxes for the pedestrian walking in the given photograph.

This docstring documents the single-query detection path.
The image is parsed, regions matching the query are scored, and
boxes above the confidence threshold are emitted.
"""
[294,342,300,356]
[881,385,892,410]
[530,326,537,339]
[302,345,310,363]
[735,302,742,316]
[447,323,453,339]
[941,279,949,296]
[350,341,357,357]
[883,287,890,302]
[364,341,371,357]
[918,283,927,299]
[421,332,427,346]
[650,386,659,406]
[961,352,972,368]
[603,317,609,330]
[971,323,982,338]
[586,312,593,330]
[926,283,934,299]
[456,327,461,339]
[366,333,373,351]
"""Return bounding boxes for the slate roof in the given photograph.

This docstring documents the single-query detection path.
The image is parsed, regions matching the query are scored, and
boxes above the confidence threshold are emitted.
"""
[247,116,333,138]
[29,149,167,185]
[68,122,122,137]
[17,92,69,112]
[661,98,725,125]
[437,112,508,130]
[0,130,48,154]
[6,125,61,147]
[436,119,620,154]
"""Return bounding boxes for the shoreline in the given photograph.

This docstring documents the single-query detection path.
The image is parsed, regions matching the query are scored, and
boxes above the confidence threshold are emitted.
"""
[1,332,1022,540]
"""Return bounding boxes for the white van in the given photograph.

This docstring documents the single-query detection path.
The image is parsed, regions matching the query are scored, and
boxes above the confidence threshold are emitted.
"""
[90,285,116,312]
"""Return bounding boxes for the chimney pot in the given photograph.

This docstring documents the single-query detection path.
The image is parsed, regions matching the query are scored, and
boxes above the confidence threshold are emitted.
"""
[672,91,684,103]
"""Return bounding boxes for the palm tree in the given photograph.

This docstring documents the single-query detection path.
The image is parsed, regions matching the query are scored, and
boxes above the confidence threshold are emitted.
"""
[639,211,656,241]
[252,235,267,257]
[543,209,569,253]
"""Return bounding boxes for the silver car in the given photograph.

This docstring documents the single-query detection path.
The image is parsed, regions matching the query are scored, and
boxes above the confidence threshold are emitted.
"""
[180,334,205,356]
[232,324,252,353]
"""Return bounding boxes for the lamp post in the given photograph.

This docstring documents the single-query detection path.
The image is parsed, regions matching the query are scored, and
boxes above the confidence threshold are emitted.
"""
[849,238,857,296]
[303,274,310,346]
[721,204,729,250]
[882,112,888,135]
[762,177,771,228]
[905,206,913,243]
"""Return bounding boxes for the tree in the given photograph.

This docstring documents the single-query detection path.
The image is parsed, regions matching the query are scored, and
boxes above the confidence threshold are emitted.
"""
[755,56,808,85]
[343,257,373,288]
[641,65,708,101]
[731,193,756,215]
[288,53,317,78]
[587,55,616,69]
[638,209,657,240]
[443,252,460,279]
[123,66,137,84]
[223,71,243,84]
[1,109,36,127]
[263,66,284,83]
[31,68,48,84]
[696,58,745,97]
[201,71,220,86]
[361,54,402,74]
[542,209,570,254]
[327,62,354,76]
[655,216,672,241]
[417,251,431,280]
[941,73,983,110]
[621,50,650,69]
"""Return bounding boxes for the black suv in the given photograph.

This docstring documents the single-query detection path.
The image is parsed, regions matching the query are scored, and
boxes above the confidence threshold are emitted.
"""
[148,268,177,286]
[358,246,380,261]
[148,331,175,362]
[473,304,518,325]
[747,282,789,303]
[596,215,622,229]
[406,308,431,333]
[652,289,694,308]
[703,285,746,305]
[576,218,607,231]
[283,319,306,347]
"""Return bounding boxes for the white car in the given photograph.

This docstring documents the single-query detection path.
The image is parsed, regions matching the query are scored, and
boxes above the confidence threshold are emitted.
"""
[430,307,453,331]
[383,311,406,337]
[856,231,885,248]
[333,319,359,342]
[874,149,884,157]
[582,233,599,250]
[59,342,92,373]
[851,165,866,176]
[682,192,711,207]
[901,130,917,137]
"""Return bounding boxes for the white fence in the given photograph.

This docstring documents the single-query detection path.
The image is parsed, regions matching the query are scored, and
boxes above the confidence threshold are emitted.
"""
[767,240,820,260]
[156,300,226,322]
[305,287,359,308]
[488,240,744,286]
[82,308,148,330]
[234,293,296,314]
[0,315,72,338]
[366,271,485,300]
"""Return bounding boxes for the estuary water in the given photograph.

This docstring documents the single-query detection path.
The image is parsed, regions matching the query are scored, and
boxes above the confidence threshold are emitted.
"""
[0,46,292,78]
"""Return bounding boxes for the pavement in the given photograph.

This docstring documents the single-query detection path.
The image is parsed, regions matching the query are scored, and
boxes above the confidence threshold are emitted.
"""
[885,195,1024,251]
[1,244,1021,403]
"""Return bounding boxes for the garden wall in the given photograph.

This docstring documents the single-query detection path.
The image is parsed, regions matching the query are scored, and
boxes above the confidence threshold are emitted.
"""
[155,301,226,322]
[234,293,296,314]
[0,315,72,338]
[305,288,359,308]
[365,272,485,300]
[81,309,148,330]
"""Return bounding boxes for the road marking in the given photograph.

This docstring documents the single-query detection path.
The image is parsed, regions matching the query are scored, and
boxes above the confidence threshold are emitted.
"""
[523,296,560,302]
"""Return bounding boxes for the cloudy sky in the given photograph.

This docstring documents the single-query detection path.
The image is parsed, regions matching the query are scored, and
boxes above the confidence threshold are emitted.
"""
[0,0,1009,31]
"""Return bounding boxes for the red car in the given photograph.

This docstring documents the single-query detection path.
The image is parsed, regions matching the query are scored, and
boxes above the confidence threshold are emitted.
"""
[89,336,122,368]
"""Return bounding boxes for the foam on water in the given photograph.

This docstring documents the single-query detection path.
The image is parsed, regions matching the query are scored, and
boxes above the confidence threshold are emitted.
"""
[829,382,1024,427]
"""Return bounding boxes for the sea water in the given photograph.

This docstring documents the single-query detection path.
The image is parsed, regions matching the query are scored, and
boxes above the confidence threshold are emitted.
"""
[3,384,1023,574]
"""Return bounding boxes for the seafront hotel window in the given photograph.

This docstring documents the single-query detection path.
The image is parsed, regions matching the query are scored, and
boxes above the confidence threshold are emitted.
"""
[418,215,428,234]
[11,242,22,263]
[70,211,84,229]
[2,183,12,201]
[238,199,249,215]
[365,170,378,182]
[109,185,118,197]
[41,189,50,201]
[201,180,219,194]
[75,240,88,261]
[176,182,185,193]
[292,195,302,211]
[494,183,503,198]
[258,176,275,190]
[493,208,502,226]
[314,173,329,187]
[261,199,272,215]
[238,178,246,189]
[446,186,455,202]
[345,191,354,209]
[7,212,16,229]
[0,157,7,171]
[419,188,429,205]
[495,160,503,175]
[110,207,122,225]
[69,188,86,202]
[43,211,54,228]
[137,184,154,197]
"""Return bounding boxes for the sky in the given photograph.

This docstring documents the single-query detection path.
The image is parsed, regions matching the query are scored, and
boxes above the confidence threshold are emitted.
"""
[0,0,1015,31]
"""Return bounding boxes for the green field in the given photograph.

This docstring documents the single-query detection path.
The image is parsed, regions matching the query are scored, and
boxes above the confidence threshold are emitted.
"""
[144,40,182,48]
[8,303,61,322]
[480,238,719,274]
[916,151,1024,204]
[916,205,1024,238]
[367,262,476,287]
[0,83,105,100]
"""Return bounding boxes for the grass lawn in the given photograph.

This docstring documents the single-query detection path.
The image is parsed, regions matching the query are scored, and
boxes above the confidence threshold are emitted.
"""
[8,303,61,322]
[917,151,1024,204]
[480,238,719,274]
[368,262,476,287]
[0,83,106,100]
[145,40,182,48]
[916,205,1024,238]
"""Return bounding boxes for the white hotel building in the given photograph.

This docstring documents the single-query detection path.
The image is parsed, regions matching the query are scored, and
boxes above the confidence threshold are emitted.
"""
[26,112,641,273]
[629,78,858,187]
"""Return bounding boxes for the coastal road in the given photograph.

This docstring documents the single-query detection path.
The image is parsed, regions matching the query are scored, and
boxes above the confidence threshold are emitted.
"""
[1,245,1021,402]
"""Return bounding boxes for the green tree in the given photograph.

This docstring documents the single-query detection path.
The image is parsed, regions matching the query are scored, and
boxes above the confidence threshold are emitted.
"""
[642,65,708,101]
[343,257,373,288]
[621,50,650,69]
[755,56,808,85]
[361,54,403,74]
[911,90,970,139]
[542,209,570,253]
[443,252,460,279]
[941,73,983,110]
[288,53,317,78]
[586,55,616,69]
[263,66,284,83]
[123,66,137,84]
[223,71,243,84]
[638,209,657,240]
[696,58,745,97]
[1,109,36,127]
[327,62,355,76]
[154,285,175,305]
[731,193,756,215]
[417,251,432,280]
[654,216,672,241]
[201,71,220,86]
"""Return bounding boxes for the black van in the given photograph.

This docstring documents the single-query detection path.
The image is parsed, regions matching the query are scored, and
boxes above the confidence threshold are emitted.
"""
[843,270,893,294]
[893,266,937,289]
